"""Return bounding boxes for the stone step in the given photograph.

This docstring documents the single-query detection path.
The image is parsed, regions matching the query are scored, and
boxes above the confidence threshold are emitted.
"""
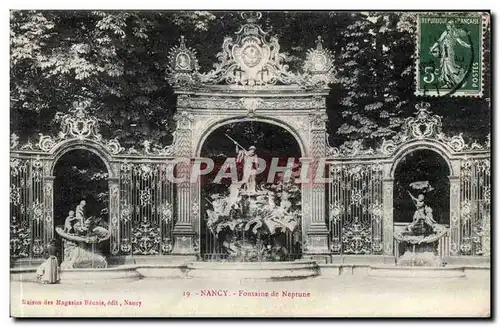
[368,266,466,278]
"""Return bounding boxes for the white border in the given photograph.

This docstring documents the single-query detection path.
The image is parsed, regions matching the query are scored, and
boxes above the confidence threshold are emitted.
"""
[2,1,498,325]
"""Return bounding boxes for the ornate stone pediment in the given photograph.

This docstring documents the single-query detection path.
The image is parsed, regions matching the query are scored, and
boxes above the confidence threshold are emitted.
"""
[167,12,335,89]
[21,102,126,155]
[10,102,183,157]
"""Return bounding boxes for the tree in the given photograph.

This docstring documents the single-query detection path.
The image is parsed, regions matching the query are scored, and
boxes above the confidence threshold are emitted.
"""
[10,11,491,151]
[329,11,490,148]
[10,10,217,147]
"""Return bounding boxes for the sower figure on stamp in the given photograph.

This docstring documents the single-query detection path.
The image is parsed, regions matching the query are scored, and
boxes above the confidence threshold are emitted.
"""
[430,19,471,88]
[36,238,60,284]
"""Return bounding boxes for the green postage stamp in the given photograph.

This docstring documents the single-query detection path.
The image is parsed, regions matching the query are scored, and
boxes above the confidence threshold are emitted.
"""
[416,13,487,97]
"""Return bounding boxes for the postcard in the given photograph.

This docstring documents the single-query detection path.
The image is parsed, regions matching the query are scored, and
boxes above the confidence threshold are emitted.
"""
[9,10,491,317]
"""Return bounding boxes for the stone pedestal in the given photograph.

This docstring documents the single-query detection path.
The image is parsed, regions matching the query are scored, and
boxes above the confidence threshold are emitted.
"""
[397,242,442,267]
[305,224,330,255]
[171,223,197,255]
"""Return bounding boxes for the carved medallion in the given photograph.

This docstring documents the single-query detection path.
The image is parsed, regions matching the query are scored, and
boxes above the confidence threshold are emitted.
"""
[241,44,262,68]
[176,53,191,70]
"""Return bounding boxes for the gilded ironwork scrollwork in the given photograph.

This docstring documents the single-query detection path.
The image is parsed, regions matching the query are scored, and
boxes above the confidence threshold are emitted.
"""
[10,216,30,258]
[131,220,161,255]
[342,217,372,254]
[327,102,490,158]
[459,157,490,256]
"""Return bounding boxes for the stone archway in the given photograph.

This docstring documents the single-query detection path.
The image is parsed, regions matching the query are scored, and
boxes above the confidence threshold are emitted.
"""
[166,12,335,256]
[53,149,111,257]
[49,140,115,179]
[167,103,332,256]
[393,149,451,230]
[194,116,309,158]
[198,120,304,261]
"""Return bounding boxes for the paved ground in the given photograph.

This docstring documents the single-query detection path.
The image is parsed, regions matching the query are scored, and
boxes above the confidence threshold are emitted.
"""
[10,273,490,317]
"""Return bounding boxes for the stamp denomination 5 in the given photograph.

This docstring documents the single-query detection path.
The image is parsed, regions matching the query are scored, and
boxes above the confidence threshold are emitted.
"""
[416,12,488,97]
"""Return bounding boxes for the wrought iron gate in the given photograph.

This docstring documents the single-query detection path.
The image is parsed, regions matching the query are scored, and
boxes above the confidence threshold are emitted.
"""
[10,157,46,259]
[328,163,384,255]
[459,157,491,256]
[118,162,176,256]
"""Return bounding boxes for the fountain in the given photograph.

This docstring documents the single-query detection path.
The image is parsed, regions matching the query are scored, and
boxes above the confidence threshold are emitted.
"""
[187,180,319,280]
[206,183,300,262]
[393,181,448,267]
[52,212,140,284]
[55,216,110,269]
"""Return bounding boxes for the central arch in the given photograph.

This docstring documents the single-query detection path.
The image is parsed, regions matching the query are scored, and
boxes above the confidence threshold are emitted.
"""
[194,116,308,158]
[199,120,304,261]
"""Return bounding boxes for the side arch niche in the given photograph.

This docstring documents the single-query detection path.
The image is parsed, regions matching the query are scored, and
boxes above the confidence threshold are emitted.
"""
[53,149,111,257]
[393,149,451,226]
[49,139,116,179]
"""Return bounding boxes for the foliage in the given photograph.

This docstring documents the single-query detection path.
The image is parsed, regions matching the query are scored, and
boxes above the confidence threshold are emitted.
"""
[11,10,491,150]
[329,12,490,148]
